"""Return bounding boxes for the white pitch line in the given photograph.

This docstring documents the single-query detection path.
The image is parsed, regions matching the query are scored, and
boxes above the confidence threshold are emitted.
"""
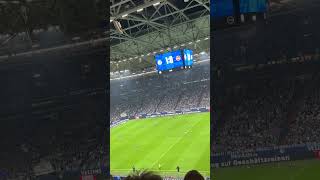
[150,119,202,169]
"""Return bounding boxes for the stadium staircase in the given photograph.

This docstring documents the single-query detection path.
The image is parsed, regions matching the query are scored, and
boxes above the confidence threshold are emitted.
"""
[197,87,205,107]
[154,97,164,113]
[212,94,233,138]
[173,93,183,110]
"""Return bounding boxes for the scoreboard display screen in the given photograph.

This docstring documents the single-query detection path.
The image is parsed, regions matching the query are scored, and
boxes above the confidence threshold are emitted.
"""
[155,49,193,72]
[155,50,183,71]
[240,0,267,13]
[171,50,184,68]
[211,0,234,17]
[183,49,193,66]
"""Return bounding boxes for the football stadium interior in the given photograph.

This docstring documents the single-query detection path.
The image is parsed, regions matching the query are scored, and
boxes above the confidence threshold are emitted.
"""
[3,0,320,180]
[0,1,108,180]
[212,0,320,179]
[110,0,210,179]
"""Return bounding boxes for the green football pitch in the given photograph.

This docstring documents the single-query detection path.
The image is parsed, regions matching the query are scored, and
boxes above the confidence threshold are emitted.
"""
[110,112,210,177]
[213,159,320,180]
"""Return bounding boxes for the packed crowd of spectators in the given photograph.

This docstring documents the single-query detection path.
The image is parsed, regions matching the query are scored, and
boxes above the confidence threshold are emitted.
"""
[286,82,320,145]
[211,4,320,154]
[212,72,320,154]
[213,79,295,152]
[9,142,106,180]
[110,62,210,121]
[0,116,107,180]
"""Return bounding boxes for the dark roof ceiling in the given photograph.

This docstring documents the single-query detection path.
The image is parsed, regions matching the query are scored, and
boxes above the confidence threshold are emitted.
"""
[110,0,210,46]
[0,0,107,56]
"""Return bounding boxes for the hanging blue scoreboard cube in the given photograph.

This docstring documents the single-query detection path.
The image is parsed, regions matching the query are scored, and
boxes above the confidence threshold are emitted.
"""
[211,0,234,17]
[183,49,193,67]
[240,0,267,13]
[155,49,193,73]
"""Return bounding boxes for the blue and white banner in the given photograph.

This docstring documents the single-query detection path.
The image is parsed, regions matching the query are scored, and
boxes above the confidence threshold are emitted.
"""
[212,142,320,168]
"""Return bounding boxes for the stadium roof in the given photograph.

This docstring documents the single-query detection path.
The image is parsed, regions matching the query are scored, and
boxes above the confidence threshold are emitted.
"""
[0,0,107,58]
[110,0,210,64]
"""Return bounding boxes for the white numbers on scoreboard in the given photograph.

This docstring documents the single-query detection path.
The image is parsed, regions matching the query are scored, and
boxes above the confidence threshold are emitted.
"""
[187,53,191,61]
[185,53,192,61]
[165,56,174,64]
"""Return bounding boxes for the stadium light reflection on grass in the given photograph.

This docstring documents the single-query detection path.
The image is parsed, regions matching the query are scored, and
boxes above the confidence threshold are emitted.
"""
[110,112,210,178]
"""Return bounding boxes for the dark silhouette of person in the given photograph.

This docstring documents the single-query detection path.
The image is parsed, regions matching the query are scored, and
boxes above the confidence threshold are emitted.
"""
[184,170,204,180]
[125,171,162,180]
[176,166,180,172]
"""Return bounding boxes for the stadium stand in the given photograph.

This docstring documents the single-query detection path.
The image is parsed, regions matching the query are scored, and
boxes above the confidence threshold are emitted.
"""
[0,49,108,180]
[0,1,109,180]
[212,1,320,171]
[286,79,320,145]
[110,61,210,122]
[214,79,291,152]
[213,63,320,151]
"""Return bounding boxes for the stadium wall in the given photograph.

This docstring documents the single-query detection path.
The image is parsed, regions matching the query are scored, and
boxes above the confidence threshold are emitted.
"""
[212,142,320,168]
